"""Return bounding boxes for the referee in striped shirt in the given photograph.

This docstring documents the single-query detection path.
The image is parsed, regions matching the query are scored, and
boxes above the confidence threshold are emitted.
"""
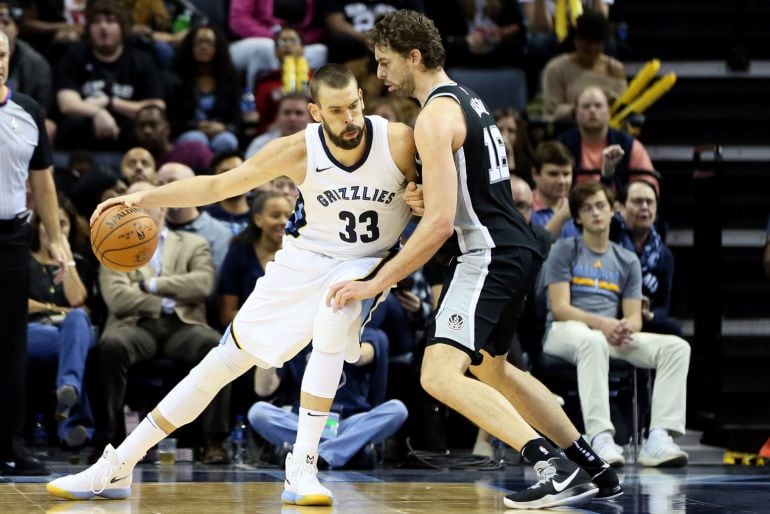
[0,30,67,476]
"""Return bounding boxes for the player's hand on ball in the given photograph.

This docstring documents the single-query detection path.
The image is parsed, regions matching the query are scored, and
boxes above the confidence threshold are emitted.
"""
[90,192,145,226]
[326,280,380,311]
[404,182,424,216]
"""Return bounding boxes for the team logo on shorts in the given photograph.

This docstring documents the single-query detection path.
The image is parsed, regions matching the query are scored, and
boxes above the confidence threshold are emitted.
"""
[447,313,464,330]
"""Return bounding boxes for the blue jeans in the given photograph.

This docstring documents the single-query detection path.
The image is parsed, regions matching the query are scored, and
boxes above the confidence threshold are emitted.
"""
[248,399,408,469]
[27,308,96,442]
[177,129,239,153]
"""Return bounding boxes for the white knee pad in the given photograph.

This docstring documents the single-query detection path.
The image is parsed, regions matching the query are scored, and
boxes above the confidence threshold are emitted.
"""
[189,336,258,394]
[312,299,361,355]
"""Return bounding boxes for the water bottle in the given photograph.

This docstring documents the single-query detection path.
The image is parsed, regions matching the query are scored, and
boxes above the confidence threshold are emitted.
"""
[172,10,192,34]
[32,413,49,458]
[230,415,247,464]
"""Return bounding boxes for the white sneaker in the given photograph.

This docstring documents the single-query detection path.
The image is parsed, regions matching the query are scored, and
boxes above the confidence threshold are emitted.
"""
[638,434,688,467]
[281,452,333,506]
[46,444,132,500]
[592,435,625,467]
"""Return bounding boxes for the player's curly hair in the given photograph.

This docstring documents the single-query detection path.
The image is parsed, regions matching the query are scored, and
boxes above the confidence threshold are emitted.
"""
[367,10,446,70]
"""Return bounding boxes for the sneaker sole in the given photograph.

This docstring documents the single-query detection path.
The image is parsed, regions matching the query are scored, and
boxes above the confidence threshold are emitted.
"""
[638,454,688,467]
[46,483,131,500]
[594,486,624,500]
[503,484,598,509]
[281,490,333,506]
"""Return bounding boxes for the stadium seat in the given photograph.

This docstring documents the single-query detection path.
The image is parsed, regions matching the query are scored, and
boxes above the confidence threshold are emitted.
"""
[446,67,528,112]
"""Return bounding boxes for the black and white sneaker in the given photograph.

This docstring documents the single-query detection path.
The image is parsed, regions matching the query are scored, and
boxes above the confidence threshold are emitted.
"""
[504,457,598,510]
[588,463,623,500]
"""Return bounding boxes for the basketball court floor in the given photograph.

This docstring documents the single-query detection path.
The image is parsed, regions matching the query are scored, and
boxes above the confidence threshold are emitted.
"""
[3,457,769,513]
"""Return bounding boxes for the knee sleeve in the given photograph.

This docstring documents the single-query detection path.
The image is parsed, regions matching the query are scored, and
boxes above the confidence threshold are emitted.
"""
[189,336,257,394]
[312,300,361,354]
[301,348,345,399]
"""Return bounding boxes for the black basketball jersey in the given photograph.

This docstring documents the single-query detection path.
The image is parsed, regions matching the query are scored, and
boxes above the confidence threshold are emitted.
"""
[420,82,541,260]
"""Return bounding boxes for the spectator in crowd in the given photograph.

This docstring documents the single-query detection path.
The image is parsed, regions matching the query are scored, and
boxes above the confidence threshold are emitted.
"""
[55,0,165,151]
[120,146,156,185]
[69,168,128,220]
[217,191,292,327]
[0,1,55,138]
[133,104,213,172]
[248,336,408,470]
[270,175,300,206]
[322,0,420,99]
[542,10,626,123]
[541,181,690,468]
[229,0,327,91]
[26,206,96,449]
[521,0,612,59]
[531,141,581,240]
[556,85,658,195]
[121,0,181,67]
[494,107,534,182]
[17,0,84,56]
[206,152,251,236]
[167,24,241,154]
[54,151,96,198]
[157,163,232,273]
[245,92,310,158]
[614,181,681,336]
[95,181,231,464]
[252,28,314,134]
[426,0,526,69]
[1,28,63,475]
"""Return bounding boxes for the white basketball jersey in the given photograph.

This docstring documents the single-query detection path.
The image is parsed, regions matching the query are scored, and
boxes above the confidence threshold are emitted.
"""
[286,115,410,260]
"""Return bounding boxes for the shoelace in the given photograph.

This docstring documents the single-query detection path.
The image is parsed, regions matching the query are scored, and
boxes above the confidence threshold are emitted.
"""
[90,458,113,495]
[529,461,558,489]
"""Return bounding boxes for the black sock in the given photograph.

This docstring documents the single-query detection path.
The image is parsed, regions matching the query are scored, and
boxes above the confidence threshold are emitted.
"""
[563,436,605,470]
[520,437,562,464]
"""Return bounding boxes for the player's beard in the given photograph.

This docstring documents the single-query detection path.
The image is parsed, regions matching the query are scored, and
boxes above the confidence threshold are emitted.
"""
[323,120,365,150]
[392,70,416,98]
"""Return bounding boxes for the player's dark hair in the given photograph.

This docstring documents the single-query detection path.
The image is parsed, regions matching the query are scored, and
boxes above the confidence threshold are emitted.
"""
[367,10,446,70]
[309,64,356,105]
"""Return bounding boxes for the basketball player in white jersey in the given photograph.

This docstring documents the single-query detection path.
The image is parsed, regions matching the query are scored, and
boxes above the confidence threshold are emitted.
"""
[47,64,416,507]
[327,10,621,510]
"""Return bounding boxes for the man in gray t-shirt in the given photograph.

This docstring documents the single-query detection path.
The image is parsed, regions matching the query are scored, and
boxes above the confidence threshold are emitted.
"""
[541,182,690,469]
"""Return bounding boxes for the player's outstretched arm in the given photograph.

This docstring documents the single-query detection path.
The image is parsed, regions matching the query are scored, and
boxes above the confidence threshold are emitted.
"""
[90,132,308,225]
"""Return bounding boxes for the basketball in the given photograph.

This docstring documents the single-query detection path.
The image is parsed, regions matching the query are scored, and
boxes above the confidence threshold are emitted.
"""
[90,205,158,272]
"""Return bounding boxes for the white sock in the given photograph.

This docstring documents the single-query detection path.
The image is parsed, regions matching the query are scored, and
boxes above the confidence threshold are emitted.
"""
[293,407,328,465]
[116,414,167,468]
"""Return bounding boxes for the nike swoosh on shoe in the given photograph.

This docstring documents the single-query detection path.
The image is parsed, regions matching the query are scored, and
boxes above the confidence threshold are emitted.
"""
[552,468,580,492]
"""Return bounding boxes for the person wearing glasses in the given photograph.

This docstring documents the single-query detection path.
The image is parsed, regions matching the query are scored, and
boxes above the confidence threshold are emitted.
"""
[614,181,681,336]
[541,181,690,469]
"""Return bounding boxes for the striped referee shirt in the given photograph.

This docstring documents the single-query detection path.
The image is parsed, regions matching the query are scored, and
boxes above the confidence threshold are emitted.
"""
[0,87,52,219]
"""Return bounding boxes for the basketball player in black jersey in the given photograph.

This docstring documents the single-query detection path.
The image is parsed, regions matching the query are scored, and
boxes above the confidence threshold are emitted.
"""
[327,10,621,510]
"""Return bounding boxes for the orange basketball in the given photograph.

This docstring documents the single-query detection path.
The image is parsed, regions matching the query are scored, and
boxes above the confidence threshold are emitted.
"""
[90,205,158,272]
